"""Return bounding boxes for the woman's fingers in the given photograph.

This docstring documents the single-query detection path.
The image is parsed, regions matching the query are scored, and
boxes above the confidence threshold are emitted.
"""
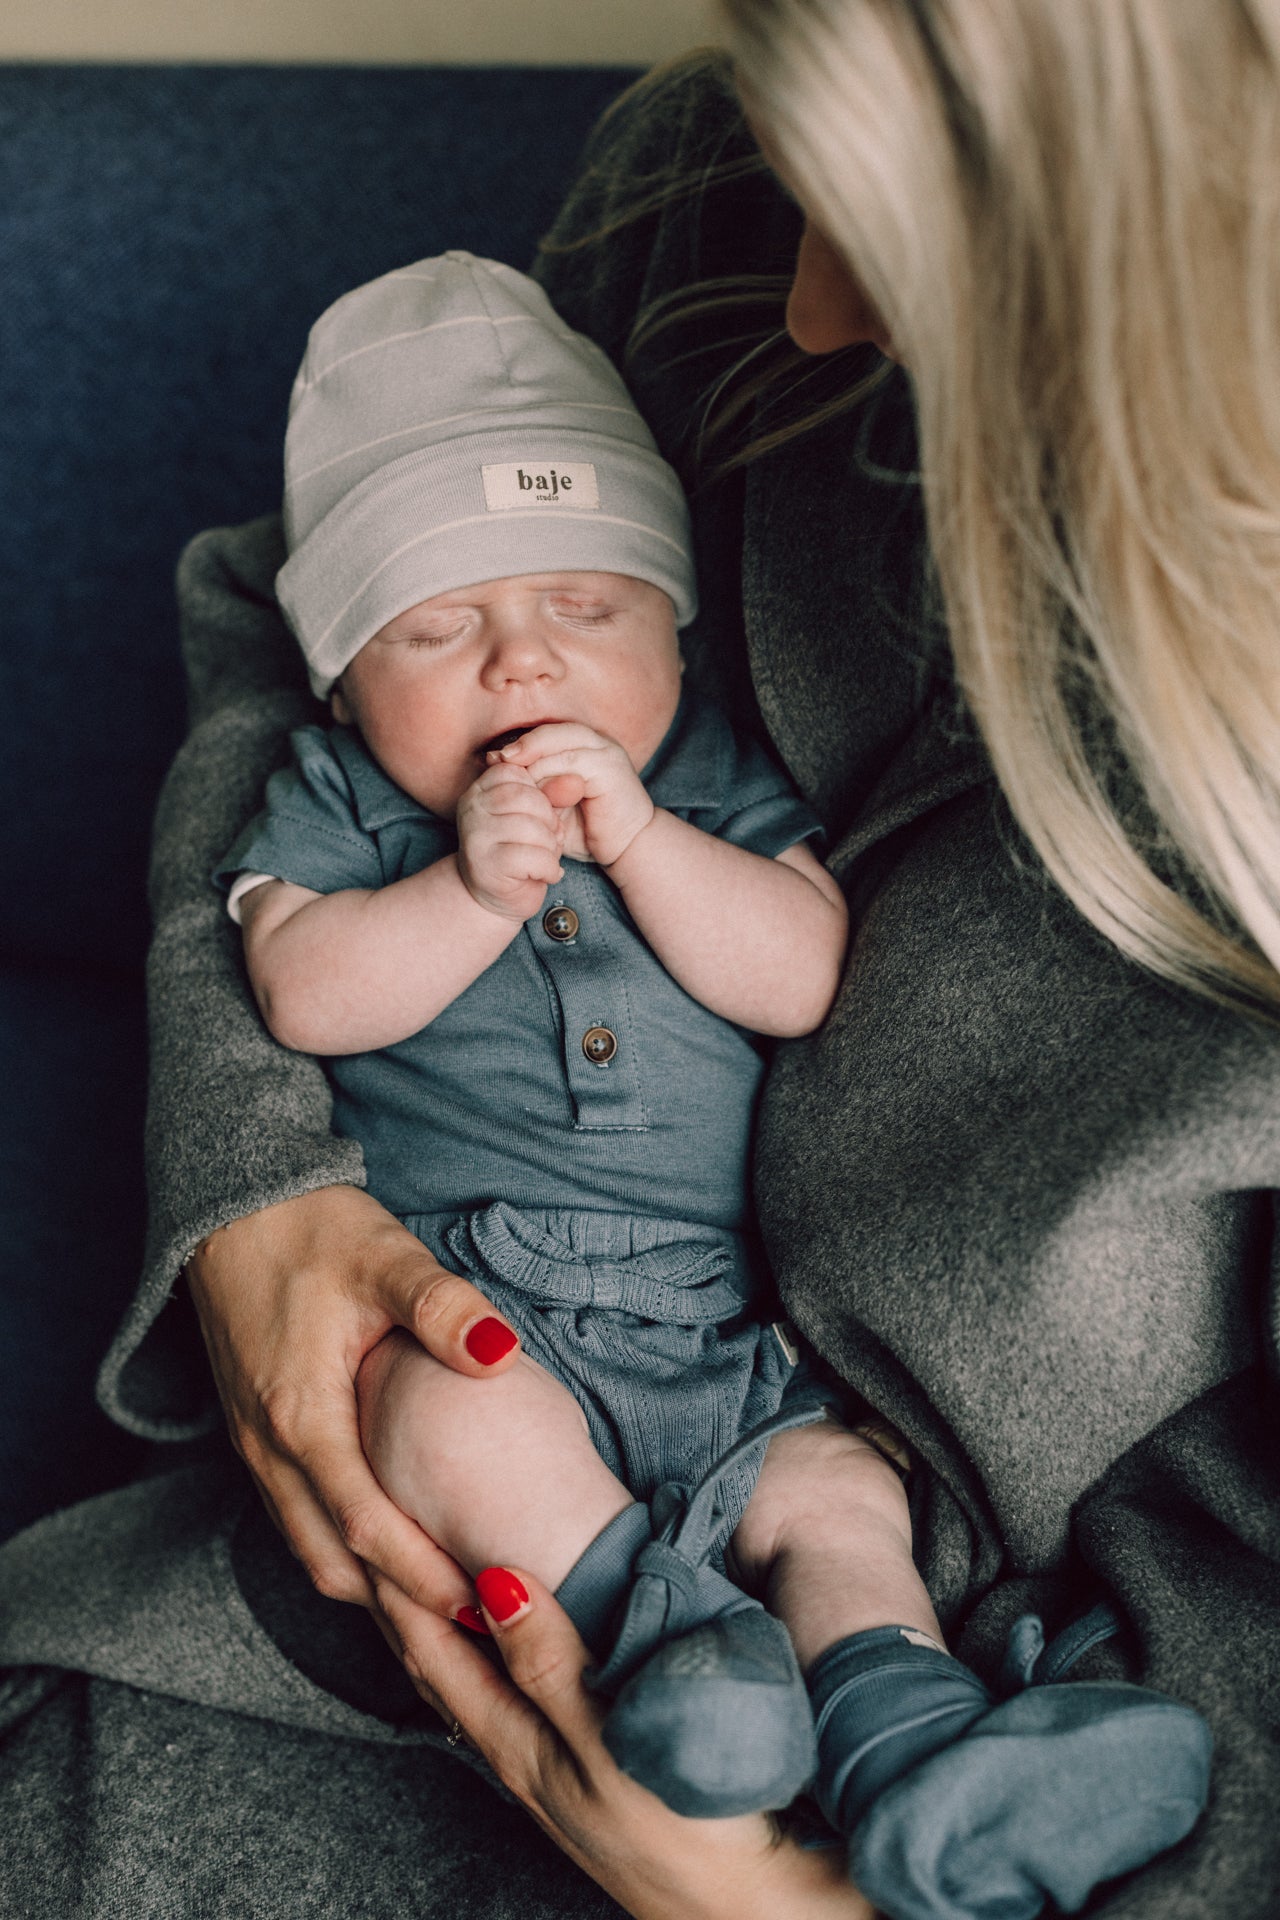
[373,1563,607,1813]
[241,1406,477,1613]
[185,1186,520,1605]
[471,1566,609,1762]
[378,1562,601,1757]
[372,1571,544,1762]
[257,1389,478,1613]
[243,1445,377,1606]
[374,1567,881,1918]
[366,1590,454,1724]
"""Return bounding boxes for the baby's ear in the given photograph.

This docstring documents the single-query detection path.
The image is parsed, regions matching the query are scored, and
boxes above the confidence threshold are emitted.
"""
[330,683,353,724]
[678,652,686,676]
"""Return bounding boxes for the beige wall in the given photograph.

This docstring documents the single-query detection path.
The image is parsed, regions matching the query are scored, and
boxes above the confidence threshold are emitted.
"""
[0,0,721,65]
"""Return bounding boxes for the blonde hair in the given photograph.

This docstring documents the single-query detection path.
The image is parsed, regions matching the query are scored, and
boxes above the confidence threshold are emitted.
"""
[539,53,896,480]
[724,0,1280,1018]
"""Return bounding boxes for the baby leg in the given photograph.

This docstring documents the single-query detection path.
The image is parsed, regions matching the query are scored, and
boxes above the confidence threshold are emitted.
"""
[358,1325,789,1671]
[357,1328,633,1593]
[733,1415,1210,1920]
[358,1331,819,1817]
[729,1412,943,1670]
[731,1416,995,1834]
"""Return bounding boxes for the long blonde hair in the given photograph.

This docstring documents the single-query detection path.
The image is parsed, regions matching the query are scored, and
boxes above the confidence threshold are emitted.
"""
[724,0,1280,1018]
[538,53,897,479]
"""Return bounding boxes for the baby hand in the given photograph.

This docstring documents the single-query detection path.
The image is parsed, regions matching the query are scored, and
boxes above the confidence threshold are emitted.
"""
[455,762,564,922]
[490,723,655,869]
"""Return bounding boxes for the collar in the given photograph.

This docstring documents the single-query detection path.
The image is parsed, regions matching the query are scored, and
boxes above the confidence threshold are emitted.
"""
[331,687,731,835]
[639,689,730,811]
[328,725,438,833]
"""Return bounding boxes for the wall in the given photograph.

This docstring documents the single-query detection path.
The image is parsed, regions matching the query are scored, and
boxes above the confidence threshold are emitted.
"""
[0,0,720,65]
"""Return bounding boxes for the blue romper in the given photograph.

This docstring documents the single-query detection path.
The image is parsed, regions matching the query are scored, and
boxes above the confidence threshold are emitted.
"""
[217,691,823,1544]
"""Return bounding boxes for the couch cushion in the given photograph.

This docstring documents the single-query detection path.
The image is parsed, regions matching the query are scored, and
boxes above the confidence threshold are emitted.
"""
[0,967,150,1538]
[0,64,638,974]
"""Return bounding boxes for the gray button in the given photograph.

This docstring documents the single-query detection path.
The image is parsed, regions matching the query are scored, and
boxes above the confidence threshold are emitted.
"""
[582,1025,618,1064]
[543,905,580,943]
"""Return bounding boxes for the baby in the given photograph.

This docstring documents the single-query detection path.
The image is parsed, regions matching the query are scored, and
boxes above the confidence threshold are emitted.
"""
[217,253,1209,1920]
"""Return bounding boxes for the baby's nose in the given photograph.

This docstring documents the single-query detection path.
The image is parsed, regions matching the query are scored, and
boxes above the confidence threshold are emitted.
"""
[481,622,564,683]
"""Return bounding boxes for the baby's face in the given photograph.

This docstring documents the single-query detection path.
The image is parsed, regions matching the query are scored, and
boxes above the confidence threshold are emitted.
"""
[331,571,683,816]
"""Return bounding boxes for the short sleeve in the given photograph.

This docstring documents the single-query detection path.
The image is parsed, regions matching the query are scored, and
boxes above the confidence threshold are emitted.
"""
[690,730,824,861]
[213,725,383,899]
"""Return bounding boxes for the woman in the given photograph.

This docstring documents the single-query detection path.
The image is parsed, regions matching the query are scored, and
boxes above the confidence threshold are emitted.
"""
[3,4,1278,1915]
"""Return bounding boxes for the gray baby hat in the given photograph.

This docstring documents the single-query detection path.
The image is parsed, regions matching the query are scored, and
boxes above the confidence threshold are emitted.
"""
[277,250,699,696]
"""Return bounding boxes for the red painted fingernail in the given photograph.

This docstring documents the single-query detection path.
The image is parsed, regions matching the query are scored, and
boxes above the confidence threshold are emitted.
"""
[455,1605,492,1637]
[464,1317,518,1365]
[476,1567,529,1623]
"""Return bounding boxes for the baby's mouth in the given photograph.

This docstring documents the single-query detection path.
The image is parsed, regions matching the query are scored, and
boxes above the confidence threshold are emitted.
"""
[477,719,564,758]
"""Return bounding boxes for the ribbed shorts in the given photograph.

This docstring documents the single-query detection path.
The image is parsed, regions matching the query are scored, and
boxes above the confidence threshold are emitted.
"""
[405,1202,798,1558]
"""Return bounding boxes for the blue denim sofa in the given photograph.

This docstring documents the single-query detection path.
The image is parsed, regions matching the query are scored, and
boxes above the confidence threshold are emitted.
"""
[0,62,638,1540]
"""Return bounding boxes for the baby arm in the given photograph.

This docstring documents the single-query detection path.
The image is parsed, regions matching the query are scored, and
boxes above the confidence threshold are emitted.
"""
[239,762,566,1055]
[497,723,848,1037]
[611,824,846,1036]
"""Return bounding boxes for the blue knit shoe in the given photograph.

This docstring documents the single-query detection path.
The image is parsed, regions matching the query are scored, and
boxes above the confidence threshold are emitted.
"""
[556,1399,831,1818]
[810,1613,1211,1920]
[604,1603,817,1818]
[849,1679,1211,1920]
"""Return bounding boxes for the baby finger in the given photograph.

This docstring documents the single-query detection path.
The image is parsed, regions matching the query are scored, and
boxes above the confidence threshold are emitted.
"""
[471,778,557,821]
[491,838,563,882]
[538,773,587,809]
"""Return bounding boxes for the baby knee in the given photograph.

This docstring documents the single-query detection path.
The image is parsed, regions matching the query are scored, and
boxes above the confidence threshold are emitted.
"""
[736,1413,913,1570]
[355,1329,594,1558]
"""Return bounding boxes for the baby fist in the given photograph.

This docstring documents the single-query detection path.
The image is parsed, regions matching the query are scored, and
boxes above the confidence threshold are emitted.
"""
[456,764,564,922]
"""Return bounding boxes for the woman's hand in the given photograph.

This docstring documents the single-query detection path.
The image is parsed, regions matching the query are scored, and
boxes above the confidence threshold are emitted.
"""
[185,1183,522,1610]
[370,1564,875,1920]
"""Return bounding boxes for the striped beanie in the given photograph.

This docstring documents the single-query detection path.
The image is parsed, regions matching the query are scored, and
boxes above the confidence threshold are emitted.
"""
[277,251,698,696]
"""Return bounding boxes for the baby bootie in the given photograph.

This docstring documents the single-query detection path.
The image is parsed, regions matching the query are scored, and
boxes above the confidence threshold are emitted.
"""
[808,1615,1212,1920]
[555,1400,829,1818]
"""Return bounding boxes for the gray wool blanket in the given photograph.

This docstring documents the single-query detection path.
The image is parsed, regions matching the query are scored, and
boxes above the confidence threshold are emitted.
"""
[2,54,1279,1919]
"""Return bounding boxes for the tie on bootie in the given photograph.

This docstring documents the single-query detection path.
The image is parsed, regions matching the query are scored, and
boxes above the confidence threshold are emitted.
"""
[554,1397,833,1818]
[808,1615,1212,1920]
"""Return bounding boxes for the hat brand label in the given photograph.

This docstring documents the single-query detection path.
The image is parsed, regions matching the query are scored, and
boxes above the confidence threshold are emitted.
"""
[482,462,600,511]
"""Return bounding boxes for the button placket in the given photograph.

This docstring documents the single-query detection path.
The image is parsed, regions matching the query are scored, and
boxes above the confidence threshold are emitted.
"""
[527,872,646,1127]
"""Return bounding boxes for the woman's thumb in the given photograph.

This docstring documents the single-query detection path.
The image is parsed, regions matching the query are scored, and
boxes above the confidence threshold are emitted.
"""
[380,1244,521,1376]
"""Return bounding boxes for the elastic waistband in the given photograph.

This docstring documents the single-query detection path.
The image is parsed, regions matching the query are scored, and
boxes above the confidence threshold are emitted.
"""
[404,1201,761,1322]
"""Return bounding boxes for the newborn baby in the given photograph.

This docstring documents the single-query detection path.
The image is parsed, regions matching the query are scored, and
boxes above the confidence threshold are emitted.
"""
[217,253,1209,1920]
